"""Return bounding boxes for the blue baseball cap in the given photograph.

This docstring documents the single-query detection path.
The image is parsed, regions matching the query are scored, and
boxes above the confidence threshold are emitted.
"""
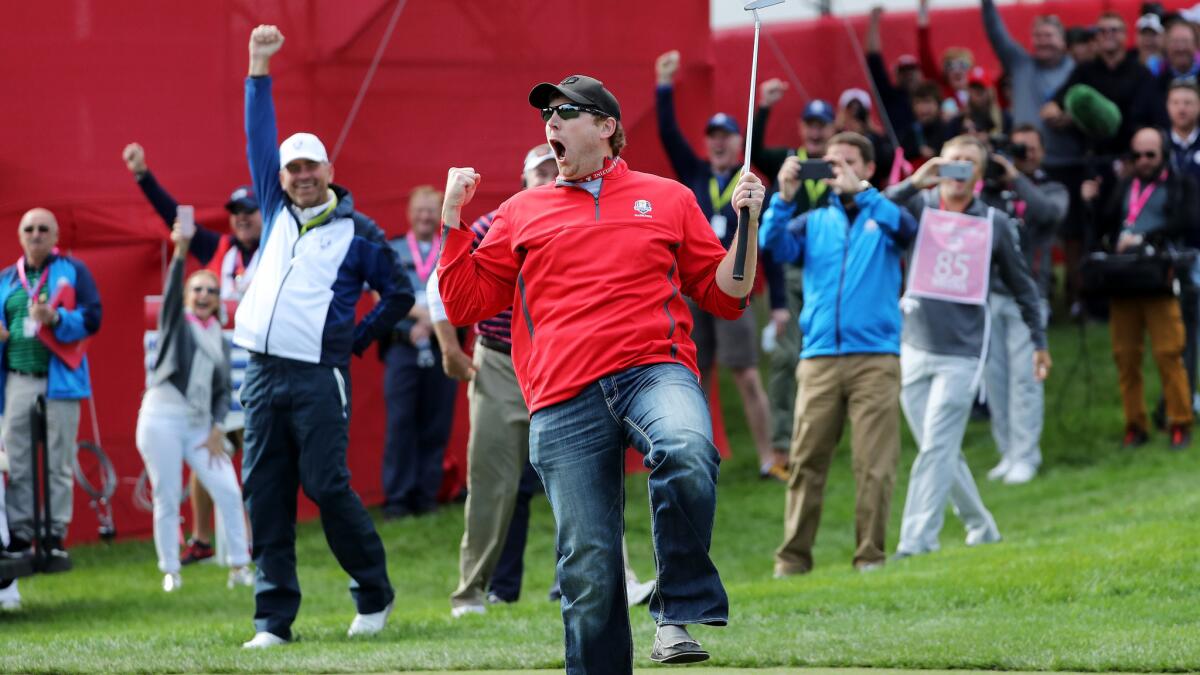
[802,99,834,124]
[705,112,741,136]
[224,185,259,213]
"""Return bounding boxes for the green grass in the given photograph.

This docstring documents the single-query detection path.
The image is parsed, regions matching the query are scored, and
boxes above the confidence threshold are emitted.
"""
[1,320,1198,673]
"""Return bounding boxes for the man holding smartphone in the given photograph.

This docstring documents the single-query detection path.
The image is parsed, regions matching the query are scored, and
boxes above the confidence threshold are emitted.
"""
[885,136,1051,559]
[760,132,917,576]
[752,80,838,473]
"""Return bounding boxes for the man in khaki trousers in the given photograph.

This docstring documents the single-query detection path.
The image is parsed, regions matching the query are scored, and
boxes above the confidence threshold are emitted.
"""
[758,133,916,575]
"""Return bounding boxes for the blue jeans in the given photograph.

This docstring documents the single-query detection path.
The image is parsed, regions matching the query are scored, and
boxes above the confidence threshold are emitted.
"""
[530,363,728,675]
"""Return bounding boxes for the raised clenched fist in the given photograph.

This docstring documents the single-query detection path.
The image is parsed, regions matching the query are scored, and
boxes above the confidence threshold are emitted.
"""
[655,50,680,86]
[122,142,147,176]
[249,25,285,60]
[442,167,482,226]
[759,78,788,107]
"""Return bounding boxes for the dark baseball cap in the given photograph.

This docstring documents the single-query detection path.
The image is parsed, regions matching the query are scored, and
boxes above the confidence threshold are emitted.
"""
[224,185,259,213]
[802,99,834,124]
[529,75,622,121]
[705,113,741,136]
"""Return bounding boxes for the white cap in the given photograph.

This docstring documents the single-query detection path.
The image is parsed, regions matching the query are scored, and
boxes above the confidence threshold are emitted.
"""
[838,88,872,112]
[522,144,556,174]
[1137,13,1164,34]
[279,132,329,167]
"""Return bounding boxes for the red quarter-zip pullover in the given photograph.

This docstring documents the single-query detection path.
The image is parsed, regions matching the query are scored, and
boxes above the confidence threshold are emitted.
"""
[438,158,747,413]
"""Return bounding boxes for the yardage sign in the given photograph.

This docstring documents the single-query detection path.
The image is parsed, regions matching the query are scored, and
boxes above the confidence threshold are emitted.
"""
[906,207,994,306]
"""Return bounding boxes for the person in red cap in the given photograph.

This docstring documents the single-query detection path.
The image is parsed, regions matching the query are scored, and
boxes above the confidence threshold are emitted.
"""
[438,74,765,672]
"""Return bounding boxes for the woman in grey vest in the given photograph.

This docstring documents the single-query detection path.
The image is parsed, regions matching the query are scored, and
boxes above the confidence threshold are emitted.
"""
[136,224,252,592]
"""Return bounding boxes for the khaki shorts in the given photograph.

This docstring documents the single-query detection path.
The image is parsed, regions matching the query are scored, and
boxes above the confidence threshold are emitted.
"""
[687,299,759,370]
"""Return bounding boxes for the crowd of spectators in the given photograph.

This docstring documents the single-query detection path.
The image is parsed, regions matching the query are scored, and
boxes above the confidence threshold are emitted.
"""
[0,1,1195,658]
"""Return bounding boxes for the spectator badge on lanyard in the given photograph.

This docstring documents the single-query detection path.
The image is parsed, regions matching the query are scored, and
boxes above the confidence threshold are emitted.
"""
[406,232,440,305]
[708,170,741,239]
[1124,176,1161,230]
[905,205,994,306]
[17,260,49,337]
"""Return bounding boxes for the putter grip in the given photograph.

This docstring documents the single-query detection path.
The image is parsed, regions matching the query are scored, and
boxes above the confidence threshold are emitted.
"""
[731,206,750,281]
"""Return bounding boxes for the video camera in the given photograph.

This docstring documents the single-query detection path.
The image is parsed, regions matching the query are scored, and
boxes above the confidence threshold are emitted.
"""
[984,133,1028,186]
[1081,247,1197,298]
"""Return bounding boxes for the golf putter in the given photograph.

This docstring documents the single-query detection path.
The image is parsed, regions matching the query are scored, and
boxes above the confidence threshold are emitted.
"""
[732,0,786,281]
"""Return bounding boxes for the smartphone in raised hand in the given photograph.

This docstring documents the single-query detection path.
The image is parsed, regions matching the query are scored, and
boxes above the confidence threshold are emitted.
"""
[797,159,835,181]
[938,161,975,181]
[177,205,196,238]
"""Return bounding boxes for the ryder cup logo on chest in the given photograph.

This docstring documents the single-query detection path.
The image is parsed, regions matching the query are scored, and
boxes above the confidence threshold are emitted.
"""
[633,199,653,218]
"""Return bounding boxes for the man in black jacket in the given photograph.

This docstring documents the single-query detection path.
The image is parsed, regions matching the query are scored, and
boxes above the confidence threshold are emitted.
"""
[1081,127,1198,449]
[654,49,787,478]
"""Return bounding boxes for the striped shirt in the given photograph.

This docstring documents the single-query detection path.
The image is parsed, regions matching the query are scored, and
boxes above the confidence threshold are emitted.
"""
[469,212,513,346]
[4,273,51,374]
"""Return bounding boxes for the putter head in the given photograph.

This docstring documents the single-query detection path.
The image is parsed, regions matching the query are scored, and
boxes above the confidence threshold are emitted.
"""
[743,0,784,10]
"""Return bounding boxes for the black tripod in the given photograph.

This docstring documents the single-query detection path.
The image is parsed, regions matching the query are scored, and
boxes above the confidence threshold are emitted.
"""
[0,395,73,579]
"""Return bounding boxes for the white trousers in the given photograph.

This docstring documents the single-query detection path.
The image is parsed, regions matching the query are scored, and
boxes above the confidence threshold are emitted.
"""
[135,411,249,573]
[985,294,1046,468]
[0,478,20,605]
[897,345,999,554]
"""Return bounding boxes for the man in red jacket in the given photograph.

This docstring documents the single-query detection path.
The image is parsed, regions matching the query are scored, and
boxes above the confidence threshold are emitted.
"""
[438,75,764,673]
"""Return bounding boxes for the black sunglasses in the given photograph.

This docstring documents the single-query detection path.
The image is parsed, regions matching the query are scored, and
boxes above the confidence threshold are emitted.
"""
[1131,151,1159,160]
[540,103,608,122]
[22,225,51,234]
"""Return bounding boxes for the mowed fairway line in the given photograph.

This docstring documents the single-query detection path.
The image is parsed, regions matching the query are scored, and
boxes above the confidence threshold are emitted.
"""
[0,322,1197,672]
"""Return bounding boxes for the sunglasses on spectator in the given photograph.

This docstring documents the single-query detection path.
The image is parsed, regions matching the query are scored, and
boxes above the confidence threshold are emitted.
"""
[190,286,219,295]
[1131,151,1159,160]
[22,225,51,234]
[1096,25,1125,34]
[540,103,608,122]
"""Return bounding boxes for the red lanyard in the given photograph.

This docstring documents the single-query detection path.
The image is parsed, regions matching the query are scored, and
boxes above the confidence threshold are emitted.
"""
[405,233,440,283]
[1125,177,1160,228]
[16,257,49,301]
[577,158,621,183]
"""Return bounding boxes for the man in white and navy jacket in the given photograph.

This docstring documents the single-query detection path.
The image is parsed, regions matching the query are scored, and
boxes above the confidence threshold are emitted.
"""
[236,25,414,649]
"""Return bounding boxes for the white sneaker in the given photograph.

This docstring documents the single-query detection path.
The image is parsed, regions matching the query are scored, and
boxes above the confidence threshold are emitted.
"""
[965,524,1002,547]
[986,458,1012,482]
[1003,462,1037,485]
[162,572,183,593]
[347,600,393,636]
[450,603,486,619]
[227,566,255,589]
[242,631,288,649]
[625,578,656,607]
[0,580,20,611]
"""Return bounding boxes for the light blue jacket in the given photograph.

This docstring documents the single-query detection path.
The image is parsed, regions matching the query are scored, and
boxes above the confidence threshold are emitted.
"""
[759,188,916,358]
[0,254,102,411]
